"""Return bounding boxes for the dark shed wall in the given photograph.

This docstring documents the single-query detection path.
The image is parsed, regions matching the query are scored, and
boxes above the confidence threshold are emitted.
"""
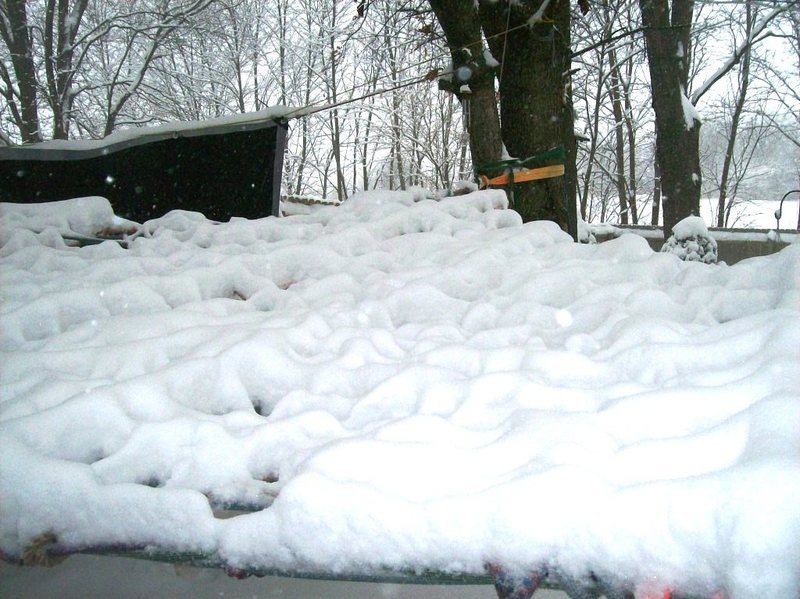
[0,119,287,223]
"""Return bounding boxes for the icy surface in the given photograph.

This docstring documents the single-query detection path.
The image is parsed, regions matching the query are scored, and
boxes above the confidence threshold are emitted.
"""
[1,191,799,599]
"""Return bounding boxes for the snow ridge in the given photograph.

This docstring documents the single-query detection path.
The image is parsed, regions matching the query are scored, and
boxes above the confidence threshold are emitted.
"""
[1,191,799,599]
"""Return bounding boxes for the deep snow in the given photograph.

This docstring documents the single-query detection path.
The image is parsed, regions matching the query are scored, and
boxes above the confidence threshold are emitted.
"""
[1,191,799,599]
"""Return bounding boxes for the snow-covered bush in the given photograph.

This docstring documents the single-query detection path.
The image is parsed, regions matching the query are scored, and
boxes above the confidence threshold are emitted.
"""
[661,215,717,263]
[577,218,597,244]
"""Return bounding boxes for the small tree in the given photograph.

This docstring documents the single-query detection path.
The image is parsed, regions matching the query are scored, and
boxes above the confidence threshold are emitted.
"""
[0,0,215,142]
[1,0,43,142]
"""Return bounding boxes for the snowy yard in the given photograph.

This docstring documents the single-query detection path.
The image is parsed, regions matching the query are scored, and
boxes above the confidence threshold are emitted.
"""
[1,191,799,599]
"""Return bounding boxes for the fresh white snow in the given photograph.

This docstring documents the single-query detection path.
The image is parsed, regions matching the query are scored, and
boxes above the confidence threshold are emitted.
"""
[21,108,292,153]
[681,86,701,131]
[1,191,799,599]
[662,215,718,264]
[672,215,711,240]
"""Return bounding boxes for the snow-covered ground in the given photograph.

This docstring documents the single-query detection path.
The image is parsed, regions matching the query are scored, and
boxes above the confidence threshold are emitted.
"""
[1,191,799,599]
[700,198,797,231]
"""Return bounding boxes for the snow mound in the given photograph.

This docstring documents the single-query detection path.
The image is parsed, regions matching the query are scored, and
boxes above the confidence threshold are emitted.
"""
[1,191,799,599]
[662,215,718,263]
[0,197,138,253]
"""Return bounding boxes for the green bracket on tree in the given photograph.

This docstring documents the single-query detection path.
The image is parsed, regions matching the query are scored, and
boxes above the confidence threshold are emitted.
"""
[475,145,567,213]
[475,145,566,176]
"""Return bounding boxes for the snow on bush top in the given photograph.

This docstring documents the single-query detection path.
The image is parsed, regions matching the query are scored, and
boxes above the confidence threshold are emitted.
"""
[671,215,709,240]
[663,215,719,264]
[1,191,799,599]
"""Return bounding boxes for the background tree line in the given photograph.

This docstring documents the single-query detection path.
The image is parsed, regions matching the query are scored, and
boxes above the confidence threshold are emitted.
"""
[1,0,798,230]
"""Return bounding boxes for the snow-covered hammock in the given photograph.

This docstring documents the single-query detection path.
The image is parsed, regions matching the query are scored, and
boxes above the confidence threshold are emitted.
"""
[8,531,722,599]
[1,193,798,599]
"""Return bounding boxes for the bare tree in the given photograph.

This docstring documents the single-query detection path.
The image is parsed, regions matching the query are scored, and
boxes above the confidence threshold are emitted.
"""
[751,8,799,155]
[1,0,214,141]
[1,0,43,142]
[638,0,702,238]
[714,0,756,227]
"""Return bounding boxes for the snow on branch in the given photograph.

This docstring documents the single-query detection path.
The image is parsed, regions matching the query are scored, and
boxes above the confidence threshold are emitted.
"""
[527,0,552,26]
[691,4,792,105]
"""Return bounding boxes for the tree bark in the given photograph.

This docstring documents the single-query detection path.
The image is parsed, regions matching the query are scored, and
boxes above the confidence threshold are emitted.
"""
[607,44,629,224]
[44,0,88,139]
[1,0,42,142]
[716,0,753,228]
[478,0,577,233]
[623,67,639,224]
[428,0,503,171]
[651,157,661,226]
[639,0,701,239]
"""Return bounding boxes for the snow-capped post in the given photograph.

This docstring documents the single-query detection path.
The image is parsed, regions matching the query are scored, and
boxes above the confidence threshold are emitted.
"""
[662,215,718,263]
[638,0,702,243]
[774,189,800,241]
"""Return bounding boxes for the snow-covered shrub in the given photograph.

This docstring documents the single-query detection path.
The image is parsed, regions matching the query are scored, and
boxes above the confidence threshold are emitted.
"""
[661,215,717,263]
[577,218,597,244]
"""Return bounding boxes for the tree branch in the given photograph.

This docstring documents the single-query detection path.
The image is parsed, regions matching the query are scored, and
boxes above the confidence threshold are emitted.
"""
[691,2,798,104]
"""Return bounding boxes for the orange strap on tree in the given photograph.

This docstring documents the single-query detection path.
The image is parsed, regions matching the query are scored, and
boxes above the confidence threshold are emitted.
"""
[479,163,565,189]
[474,146,566,209]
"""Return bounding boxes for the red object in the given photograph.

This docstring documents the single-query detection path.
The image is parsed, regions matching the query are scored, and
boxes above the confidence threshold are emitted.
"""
[637,589,671,599]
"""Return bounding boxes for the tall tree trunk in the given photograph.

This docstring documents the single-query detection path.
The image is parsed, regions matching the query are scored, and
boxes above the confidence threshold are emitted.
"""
[362,94,375,190]
[717,0,753,228]
[428,0,503,172]
[294,118,309,196]
[608,45,629,224]
[458,132,469,180]
[392,104,406,189]
[639,0,701,239]
[277,0,288,106]
[385,26,406,190]
[623,72,639,224]
[479,0,577,234]
[621,3,639,224]
[1,0,42,142]
[581,65,604,221]
[651,157,661,226]
[327,2,346,201]
[294,11,318,196]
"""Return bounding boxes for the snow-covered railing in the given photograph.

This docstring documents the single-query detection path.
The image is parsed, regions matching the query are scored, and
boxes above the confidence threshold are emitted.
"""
[0,110,289,223]
[9,538,716,599]
[591,223,795,264]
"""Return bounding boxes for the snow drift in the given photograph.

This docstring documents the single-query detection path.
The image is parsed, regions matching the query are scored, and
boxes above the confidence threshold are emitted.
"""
[1,191,799,599]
